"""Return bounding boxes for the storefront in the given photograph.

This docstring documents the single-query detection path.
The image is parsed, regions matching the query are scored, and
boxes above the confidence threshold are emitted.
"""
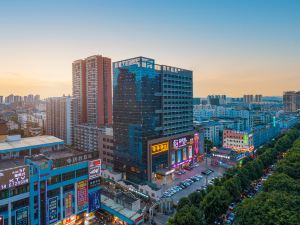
[147,131,204,182]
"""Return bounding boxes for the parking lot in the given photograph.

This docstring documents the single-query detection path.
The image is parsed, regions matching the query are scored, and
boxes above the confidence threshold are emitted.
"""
[161,158,226,203]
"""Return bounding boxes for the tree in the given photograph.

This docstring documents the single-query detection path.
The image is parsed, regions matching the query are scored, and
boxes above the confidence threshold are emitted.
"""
[188,191,205,207]
[204,138,213,153]
[263,173,300,195]
[200,186,232,224]
[224,176,242,200]
[235,191,300,225]
[173,205,206,225]
[176,197,190,211]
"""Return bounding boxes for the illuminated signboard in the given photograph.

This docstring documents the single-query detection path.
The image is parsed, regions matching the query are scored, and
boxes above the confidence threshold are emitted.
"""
[52,151,99,168]
[48,197,58,224]
[0,166,29,191]
[89,159,101,180]
[173,137,188,149]
[171,152,176,165]
[65,192,73,218]
[177,150,182,163]
[151,142,169,155]
[89,190,101,212]
[15,207,28,225]
[183,148,187,161]
[188,146,193,158]
[77,180,88,212]
[194,133,199,154]
[243,134,249,144]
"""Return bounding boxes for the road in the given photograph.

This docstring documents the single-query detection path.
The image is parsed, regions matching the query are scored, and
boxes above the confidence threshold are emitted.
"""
[163,158,226,203]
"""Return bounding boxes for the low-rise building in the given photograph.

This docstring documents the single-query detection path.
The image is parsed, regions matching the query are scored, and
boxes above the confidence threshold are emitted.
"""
[98,127,114,169]
[223,129,254,152]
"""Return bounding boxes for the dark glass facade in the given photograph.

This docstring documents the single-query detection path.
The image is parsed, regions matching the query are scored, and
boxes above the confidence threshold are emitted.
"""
[113,57,161,182]
[113,57,193,183]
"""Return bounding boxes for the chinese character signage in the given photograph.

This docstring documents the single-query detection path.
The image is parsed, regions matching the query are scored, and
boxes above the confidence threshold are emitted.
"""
[89,159,101,180]
[173,137,188,148]
[15,207,28,225]
[88,190,101,212]
[151,142,169,155]
[65,192,73,218]
[52,151,99,168]
[0,166,29,191]
[77,180,88,212]
[48,197,58,224]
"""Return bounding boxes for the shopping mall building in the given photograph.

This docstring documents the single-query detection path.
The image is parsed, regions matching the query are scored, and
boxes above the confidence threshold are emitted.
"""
[0,135,143,225]
[147,131,204,183]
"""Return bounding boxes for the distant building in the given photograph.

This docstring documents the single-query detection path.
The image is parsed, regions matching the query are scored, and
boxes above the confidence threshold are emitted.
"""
[72,55,112,127]
[0,119,8,142]
[193,98,201,105]
[254,94,263,103]
[223,129,254,152]
[283,91,300,113]
[243,94,263,104]
[207,95,226,106]
[45,96,73,145]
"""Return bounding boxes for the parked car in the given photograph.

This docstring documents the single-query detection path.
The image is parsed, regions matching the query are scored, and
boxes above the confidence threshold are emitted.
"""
[229,203,236,211]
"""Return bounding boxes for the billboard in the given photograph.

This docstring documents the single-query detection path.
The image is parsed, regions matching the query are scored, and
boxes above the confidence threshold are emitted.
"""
[188,146,193,158]
[182,148,187,161]
[177,150,182,163]
[89,190,101,212]
[48,197,58,224]
[173,137,188,149]
[15,207,29,225]
[65,192,73,218]
[89,159,101,180]
[0,166,29,191]
[151,142,169,155]
[243,134,249,144]
[77,180,88,212]
[194,133,199,155]
[52,151,99,168]
[171,152,176,165]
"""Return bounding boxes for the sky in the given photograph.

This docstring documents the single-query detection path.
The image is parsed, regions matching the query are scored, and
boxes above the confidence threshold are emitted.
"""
[0,0,299,98]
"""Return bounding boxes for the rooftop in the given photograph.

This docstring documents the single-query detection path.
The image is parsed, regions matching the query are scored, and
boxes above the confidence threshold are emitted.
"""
[0,135,64,153]
[0,158,25,170]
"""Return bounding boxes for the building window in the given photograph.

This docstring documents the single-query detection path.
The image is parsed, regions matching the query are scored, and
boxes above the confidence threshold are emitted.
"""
[62,171,75,181]
[76,168,88,177]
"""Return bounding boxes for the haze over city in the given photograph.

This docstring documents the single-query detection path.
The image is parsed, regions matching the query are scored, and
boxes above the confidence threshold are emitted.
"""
[1,0,300,98]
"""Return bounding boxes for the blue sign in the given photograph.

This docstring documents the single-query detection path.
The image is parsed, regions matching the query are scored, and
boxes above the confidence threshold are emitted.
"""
[48,197,58,224]
[15,207,28,225]
[177,150,182,163]
[89,190,101,212]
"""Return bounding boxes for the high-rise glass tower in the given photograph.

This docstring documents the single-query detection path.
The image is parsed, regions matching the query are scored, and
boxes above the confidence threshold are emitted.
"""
[113,57,193,182]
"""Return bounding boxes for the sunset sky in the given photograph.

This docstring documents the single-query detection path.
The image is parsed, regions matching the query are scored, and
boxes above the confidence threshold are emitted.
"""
[0,0,299,98]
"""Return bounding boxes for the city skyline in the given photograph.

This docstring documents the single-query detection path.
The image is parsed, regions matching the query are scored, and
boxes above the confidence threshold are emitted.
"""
[1,0,300,97]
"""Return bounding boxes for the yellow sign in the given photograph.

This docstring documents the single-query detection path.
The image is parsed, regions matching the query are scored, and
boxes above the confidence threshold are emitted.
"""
[151,142,169,155]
